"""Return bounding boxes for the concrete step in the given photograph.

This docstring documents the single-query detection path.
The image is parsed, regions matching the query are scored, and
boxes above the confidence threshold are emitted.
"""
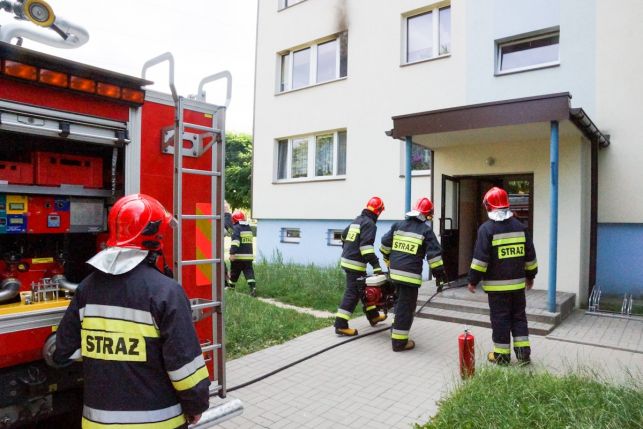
[418,296,563,324]
[415,306,556,336]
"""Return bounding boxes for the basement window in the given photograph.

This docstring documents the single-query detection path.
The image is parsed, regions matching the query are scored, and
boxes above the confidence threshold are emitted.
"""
[327,229,343,246]
[496,29,560,75]
[281,227,301,243]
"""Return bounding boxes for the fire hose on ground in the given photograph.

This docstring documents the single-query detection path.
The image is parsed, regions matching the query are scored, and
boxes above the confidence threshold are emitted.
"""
[219,279,467,395]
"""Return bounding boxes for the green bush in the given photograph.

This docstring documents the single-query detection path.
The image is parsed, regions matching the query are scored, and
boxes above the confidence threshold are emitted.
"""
[417,366,643,429]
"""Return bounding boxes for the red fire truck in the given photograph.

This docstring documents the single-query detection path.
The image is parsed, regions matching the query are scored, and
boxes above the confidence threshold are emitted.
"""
[0,1,237,427]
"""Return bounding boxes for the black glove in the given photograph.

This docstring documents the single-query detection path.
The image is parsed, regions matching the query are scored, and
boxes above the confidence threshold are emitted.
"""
[433,267,448,291]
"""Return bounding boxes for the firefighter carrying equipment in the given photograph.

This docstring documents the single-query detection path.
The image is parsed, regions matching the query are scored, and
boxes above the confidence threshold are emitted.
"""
[381,210,446,350]
[340,209,382,274]
[229,221,254,262]
[54,260,210,429]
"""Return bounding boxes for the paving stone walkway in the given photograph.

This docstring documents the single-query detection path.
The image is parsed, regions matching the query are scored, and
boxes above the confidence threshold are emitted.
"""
[211,312,643,428]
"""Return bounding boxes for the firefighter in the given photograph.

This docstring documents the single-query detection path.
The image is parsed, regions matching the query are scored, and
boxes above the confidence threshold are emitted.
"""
[228,210,256,296]
[53,194,209,428]
[380,197,446,352]
[334,196,387,336]
[467,187,538,365]
[224,200,233,288]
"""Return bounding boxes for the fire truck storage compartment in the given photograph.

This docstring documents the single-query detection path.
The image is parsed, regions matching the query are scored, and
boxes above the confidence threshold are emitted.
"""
[0,160,33,185]
[34,151,103,188]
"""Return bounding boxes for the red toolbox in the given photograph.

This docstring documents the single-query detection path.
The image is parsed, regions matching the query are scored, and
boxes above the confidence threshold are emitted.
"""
[0,160,33,185]
[34,152,103,188]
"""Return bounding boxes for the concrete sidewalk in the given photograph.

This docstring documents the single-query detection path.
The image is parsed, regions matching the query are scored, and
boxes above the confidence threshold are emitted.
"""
[212,315,643,428]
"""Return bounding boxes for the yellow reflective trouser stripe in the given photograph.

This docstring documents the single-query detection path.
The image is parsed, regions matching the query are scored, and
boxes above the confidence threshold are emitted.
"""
[234,254,254,260]
[341,261,367,272]
[494,347,511,354]
[82,414,186,429]
[365,305,376,311]
[483,282,525,292]
[230,240,240,246]
[492,237,526,246]
[171,365,210,391]
[81,317,160,338]
[335,310,351,320]
[391,333,409,340]
[360,249,375,255]
[389,273,422,285]
[513,341,530,348]
[429,259,444,269]
[471,263,487,273]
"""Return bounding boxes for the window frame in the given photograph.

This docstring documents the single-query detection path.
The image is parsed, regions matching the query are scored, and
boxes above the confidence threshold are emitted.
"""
[327,229,343,246]
[495,27,560,76]
[277,33,347,93]
[281,227,301,244]
[278,0,306,11]
[401,4,451,66]
[399,141,432,177]
[274,130,347,183]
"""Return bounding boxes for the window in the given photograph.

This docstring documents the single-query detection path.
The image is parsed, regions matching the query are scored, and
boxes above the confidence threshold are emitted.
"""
[278,0,305,10]
[278,33,348,92]
[400,142,432,175]
[496,29,560,74]
[276,131,347,181]
[327,229,343,246]
[281,227,301,243]
[404,5,451,64]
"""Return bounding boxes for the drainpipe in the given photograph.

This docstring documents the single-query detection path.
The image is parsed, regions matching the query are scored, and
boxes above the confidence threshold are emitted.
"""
[405,136,412,213]
[548,121,559,313]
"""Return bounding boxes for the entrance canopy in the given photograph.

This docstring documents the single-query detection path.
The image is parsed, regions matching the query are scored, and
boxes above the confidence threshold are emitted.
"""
[388,92,609,148]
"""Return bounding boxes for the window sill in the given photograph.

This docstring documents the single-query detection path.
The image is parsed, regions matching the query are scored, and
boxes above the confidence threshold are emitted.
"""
[495,62,560,77]
[401,53,451,68]
[399,171,432,178]
[273,175,347,184]
[276,76,347,96]
[278,0,308,12]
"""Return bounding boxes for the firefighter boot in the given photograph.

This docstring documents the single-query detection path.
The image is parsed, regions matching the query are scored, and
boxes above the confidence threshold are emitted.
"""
[335,327,358,336]
[248,280,257,297]
[392,339,415,352]
[369,314,387,327]
[487,352,510,366]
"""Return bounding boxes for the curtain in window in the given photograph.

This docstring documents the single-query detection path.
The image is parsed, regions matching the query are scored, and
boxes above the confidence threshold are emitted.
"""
[411,142,431,171]
[277,140,288,179]
[315,135,334,176]
[291,139,308,178]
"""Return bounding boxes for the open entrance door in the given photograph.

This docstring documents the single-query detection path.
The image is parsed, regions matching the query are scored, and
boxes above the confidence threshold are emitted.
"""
[441,174,533,281]
[440,175,460,280]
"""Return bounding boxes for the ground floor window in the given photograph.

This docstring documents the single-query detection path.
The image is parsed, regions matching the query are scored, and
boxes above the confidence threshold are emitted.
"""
[276,130,347,181]
[327,229,343,246]
[281,227,301,243]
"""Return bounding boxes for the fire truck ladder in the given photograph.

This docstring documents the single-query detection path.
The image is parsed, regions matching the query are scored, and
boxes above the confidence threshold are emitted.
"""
[142,53,232,400]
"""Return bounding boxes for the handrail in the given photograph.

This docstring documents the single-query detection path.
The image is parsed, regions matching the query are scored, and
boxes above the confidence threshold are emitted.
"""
[197,71,232,108]
[141,52,178,103]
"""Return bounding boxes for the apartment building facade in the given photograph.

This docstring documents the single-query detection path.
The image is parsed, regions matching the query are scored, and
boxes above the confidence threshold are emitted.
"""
[252,0,643,306]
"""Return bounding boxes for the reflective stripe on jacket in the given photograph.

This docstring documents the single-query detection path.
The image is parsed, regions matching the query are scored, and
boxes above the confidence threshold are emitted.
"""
[468,216,538,292]
[380,217,443,286]
[54,262,210,427]
[340,210,381,273]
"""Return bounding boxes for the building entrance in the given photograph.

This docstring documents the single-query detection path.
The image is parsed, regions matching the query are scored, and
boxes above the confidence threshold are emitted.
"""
[439,174,534,281]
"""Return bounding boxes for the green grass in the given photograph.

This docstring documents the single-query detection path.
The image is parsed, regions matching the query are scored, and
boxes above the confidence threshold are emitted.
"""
[229,254,358,315]
[224,289,333,360]
[417,366,643,429]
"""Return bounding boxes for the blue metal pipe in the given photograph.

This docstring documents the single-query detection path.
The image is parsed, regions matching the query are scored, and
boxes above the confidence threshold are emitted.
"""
[405,136,412,213]
[548,121,559,313]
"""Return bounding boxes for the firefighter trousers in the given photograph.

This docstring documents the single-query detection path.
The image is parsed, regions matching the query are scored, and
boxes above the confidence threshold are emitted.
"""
[488,290,531,363]
[230,260,255,289]
[334,270,380,329]
[391,282,419,348]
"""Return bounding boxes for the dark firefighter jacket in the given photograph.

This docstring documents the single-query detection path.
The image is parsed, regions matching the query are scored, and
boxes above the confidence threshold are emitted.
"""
[340,209,382,273]
[468,216,538,292]
[230,222,254,261]
[380,217,444,286]
[54,261,210,429]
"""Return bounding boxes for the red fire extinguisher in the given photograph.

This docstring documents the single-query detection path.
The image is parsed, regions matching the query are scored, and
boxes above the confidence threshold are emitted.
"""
[458,327,475,379]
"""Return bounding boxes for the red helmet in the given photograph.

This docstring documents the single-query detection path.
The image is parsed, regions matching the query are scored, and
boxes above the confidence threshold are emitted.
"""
[231,210,246,224]
[483,187,510,211]
[414,197,434,217]
[366,196,385,216]
[107,194,174,251]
